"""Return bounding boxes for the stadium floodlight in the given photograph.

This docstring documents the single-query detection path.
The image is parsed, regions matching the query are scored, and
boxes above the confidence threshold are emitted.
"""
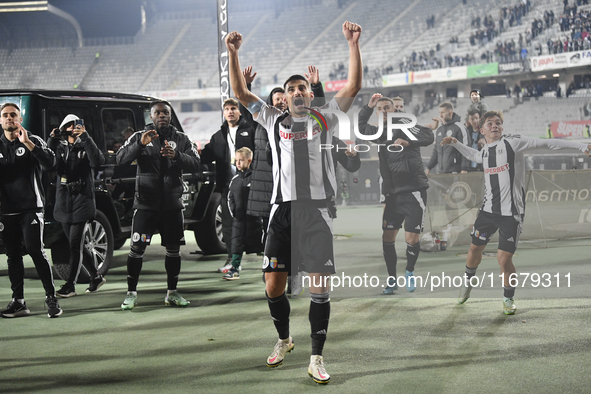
[0,1,48,12]
[0,0,83,47]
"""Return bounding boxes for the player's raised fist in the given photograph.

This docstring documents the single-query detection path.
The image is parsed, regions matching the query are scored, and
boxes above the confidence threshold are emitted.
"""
[225,31,243,51]
[368,93,382,108]
[342,21,362,43]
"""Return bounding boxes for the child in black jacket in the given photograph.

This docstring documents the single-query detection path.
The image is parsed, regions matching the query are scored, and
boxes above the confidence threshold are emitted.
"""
[223,147,262,280]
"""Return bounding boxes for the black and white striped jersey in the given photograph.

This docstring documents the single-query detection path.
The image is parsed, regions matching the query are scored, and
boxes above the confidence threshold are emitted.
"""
[452,135,588,216]
[255,99,340,204]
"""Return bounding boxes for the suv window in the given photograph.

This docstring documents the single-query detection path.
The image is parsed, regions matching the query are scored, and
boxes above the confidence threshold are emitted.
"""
[102,108,136,153]
[143,108,152,127]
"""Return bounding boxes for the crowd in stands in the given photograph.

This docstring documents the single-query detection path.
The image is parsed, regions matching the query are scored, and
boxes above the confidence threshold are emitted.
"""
[343,0,539,82]
[469,14,500,46]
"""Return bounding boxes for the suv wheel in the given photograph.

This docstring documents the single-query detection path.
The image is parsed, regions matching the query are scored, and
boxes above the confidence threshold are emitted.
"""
[52,210,114,283]
[194,192,226,255]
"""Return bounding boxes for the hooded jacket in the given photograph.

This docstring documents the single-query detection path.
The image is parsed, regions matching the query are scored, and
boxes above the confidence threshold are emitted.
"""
[48,132,105,223]
[358,105,433,196]
[427,112,469,174]
[116,124,200,211]
[201,116,255,191]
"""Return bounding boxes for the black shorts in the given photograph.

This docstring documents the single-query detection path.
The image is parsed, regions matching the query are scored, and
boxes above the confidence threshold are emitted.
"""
[130,209,185,247]
[263,202,335,275]
[382,190,427,234]
[471,211,523,254]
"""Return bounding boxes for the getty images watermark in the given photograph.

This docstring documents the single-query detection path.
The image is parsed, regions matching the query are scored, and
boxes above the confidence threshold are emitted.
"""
[298,109,419,153]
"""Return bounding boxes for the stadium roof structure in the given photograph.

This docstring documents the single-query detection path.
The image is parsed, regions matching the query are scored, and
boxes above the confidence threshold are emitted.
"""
[0,1,83,47]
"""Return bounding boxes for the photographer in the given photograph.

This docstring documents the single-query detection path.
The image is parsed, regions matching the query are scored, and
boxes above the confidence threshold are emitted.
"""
[48,114,106,297]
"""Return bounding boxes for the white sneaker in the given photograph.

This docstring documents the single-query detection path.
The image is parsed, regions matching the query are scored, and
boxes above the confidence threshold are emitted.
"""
[503,297,516,315]
[218,260,233,273]
[218,259,242,273]
[458,283,473,304]
[266,337,294,367]
[308,355,330,384]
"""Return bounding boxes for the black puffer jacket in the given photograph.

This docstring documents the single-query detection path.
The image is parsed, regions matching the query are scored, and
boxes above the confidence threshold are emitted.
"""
[48,132,105,223]
[228,167,262,255]
[116,124,200,211]
[201,116,255,192]
[242,87,279,218]
[427,112,468,174]
[358,105,433,196]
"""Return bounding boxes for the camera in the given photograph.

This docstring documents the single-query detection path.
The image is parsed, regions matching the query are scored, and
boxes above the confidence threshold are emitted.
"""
[58,127,72,137]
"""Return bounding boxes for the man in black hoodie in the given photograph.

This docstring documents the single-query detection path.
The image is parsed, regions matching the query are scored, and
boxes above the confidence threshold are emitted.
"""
[201,98,255,273]
[358,94,433,294]
[426,102,468,174]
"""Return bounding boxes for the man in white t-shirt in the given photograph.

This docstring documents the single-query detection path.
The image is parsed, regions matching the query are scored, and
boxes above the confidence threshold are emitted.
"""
[225,21,363,384]
[201,98,255,270]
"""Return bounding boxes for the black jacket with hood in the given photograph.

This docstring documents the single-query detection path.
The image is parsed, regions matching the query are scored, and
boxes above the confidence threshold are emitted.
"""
[49,130,105,223]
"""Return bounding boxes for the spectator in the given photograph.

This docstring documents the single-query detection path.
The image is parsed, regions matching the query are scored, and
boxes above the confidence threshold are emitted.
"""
[426,102,469,174]
[201,98,255,273]
[48,114,106,298]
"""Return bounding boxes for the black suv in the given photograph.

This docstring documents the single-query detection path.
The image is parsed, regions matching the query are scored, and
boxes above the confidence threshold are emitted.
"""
[0,90,226,282]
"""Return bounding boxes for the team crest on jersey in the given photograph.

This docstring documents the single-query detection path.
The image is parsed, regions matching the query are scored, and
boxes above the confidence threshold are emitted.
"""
[473,230,487,240]
[0,222,3,232]
[132,232,140,242]
[446,130,453,137]
[262,256,270,269]
[270,258,278,269]
[77,151,86,159]
[167,141,177,150]
[140,234,151,243]
[16,147,26,156]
